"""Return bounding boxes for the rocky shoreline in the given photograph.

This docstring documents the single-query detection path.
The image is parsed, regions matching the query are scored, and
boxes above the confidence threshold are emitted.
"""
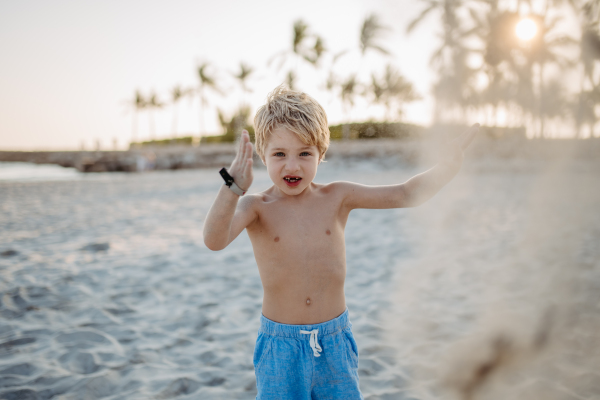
[1,137,598,172]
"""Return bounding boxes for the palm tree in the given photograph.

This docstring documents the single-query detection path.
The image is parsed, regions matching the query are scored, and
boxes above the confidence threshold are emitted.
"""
[574,87,600,137]
[408,0,474,123]
[170,85,192,138]
[370,73,386,109]
[466,5,519,124]
[286,70,296,90]
[340,75,359,115]
[323,70,339,105]
[292,20,310,56]
[232,62,255,106]
[217,106,252,138]
[581,26,600,88]
[269,19,326,87]
[576,19,600,135]
[371,65,420,120]
[270,19,309,71]
[360,14,391,56]
[196,62,221,136]
[305,35,326,66]
[581,0,600,26]
[523,14,577,136]
[126,90,146,143]
[146,92,163,140]
[339,75,359,139]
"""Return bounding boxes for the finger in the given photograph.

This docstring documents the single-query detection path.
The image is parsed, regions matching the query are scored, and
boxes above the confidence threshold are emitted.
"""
[240,158,252,189]
[246,158,253,179]
[240,142,252,174]
[241,142,251,173]
[236,131,246,157]
[244,141,252,162]
[247,141,253,159]
[459,123,480,150]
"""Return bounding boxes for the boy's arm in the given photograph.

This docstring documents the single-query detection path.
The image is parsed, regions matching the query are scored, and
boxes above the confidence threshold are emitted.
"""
[341,124,479,210]
[203,130,256,251]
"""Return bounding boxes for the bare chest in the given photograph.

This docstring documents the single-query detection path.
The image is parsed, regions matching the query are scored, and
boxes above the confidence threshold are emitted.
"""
[247,198,348,256]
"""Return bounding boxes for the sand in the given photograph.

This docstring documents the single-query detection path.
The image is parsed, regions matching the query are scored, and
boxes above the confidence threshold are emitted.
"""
[1,147,599,400]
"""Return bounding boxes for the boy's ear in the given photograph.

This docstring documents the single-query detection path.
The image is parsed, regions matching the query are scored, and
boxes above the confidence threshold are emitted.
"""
[261,156,266,166]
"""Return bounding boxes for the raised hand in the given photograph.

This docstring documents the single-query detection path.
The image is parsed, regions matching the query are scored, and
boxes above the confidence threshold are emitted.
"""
[440,123,480,167]
[228,130,254,191]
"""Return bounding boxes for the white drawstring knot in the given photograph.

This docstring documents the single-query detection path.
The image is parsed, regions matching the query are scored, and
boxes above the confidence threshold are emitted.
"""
[300,329,322,357]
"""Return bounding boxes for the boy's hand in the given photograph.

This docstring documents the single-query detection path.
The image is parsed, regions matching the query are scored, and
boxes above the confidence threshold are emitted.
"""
[228,130,254,191]
[440,123,480,168]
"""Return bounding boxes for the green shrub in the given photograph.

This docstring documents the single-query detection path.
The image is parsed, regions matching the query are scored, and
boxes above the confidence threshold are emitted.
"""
[131,136,195,148]
[329,122,425,140]
[200,126,255,144]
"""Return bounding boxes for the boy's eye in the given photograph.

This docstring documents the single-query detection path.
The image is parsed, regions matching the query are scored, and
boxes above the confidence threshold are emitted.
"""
[274,152,285,157]
[300,152,311,156]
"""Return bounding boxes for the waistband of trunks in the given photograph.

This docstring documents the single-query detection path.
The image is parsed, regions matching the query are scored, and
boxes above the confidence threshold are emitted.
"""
[259,308,351,338]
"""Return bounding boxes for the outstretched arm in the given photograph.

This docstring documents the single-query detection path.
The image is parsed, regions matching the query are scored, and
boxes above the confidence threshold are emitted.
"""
[342,124,479,210]
[203,130,256,251]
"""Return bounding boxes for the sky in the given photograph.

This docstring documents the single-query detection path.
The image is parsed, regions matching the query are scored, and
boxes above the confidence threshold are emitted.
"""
[0,0,443,150]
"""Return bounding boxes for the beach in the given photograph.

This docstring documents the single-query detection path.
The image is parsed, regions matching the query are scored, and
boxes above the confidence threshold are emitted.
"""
[1,144,600,399]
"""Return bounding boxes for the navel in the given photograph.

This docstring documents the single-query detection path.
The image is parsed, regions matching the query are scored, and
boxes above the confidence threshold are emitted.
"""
[326,229,331,235]
[306,298,311,305]
[274,236,280,242]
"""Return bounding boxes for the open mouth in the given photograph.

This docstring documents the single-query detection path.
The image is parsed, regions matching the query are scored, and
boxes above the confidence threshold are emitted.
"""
[283,176,302,187]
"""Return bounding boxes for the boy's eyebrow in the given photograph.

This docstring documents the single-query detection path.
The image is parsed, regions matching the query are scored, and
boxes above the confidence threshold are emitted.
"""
[271,146,313,151]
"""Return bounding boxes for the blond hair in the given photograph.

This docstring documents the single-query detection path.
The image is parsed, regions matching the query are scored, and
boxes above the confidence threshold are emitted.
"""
[254,85,330,160]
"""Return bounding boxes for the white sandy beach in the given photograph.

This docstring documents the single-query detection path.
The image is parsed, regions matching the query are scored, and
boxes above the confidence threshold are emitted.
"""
[1,146,599,400]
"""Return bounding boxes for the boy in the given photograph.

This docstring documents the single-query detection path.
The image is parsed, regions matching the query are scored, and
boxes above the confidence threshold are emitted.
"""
[203,86,478,399]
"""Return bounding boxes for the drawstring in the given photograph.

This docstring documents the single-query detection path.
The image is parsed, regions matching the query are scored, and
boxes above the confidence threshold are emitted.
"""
[300,329,322,357]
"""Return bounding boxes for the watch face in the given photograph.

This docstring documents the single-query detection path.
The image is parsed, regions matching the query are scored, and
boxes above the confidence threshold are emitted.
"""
[219,168,234,185]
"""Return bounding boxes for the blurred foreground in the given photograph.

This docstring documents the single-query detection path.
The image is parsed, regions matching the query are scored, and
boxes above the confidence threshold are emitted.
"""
[0,143,599,399]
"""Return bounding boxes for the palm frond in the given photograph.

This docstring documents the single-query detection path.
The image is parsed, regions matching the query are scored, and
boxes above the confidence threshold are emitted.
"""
[406,2,438,34]
[360,14,391,56]
[293,19,309,54]
[267,50,287,68]
[341,75,358,107]
[286,70,296,90]
[134,90,146,109]
[333,50,349,64]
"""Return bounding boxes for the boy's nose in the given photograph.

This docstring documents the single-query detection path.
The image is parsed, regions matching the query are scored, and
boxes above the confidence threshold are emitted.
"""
[285,158,300,172]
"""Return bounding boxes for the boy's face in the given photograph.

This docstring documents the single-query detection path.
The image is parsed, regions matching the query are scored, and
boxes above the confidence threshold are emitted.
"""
[263,126,321,196]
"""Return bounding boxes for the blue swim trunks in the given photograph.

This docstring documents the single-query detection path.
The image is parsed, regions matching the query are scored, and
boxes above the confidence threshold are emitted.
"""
[254,308,363,399]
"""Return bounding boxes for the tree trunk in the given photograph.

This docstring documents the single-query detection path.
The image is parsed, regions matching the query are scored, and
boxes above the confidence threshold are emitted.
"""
[132,111,137,143]
[199,93,205,136]
[172,103,179,138]
[149,111,155,140]
[538,63,545,138]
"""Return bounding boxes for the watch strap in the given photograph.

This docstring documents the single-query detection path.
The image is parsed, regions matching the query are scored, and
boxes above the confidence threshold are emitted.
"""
[219,167,246,196]
[229,181,246,196]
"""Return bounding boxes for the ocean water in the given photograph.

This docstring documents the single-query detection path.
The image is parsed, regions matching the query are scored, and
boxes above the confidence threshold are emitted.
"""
[1,158,599,400]
[0,162,83,182]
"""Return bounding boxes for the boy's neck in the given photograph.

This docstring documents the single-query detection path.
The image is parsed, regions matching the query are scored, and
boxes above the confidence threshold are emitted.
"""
[271,182,317,200]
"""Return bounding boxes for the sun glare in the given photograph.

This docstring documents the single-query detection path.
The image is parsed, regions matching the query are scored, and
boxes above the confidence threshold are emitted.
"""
[516,18,537,41]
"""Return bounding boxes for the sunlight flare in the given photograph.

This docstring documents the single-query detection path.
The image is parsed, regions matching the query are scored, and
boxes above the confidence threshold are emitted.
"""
[516,18,537,41]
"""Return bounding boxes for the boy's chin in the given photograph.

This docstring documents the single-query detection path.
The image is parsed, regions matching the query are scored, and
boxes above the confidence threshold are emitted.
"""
[275,181,310,195]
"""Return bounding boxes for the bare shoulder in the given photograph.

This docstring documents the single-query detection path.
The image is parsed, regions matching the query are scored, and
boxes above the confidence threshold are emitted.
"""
[237,192,263,214]
[312,181,358,203]
[251,187,279,205]
[319,181,361,196]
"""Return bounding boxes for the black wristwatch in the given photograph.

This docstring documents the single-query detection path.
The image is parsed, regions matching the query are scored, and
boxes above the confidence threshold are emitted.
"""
[219,168,246,196]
